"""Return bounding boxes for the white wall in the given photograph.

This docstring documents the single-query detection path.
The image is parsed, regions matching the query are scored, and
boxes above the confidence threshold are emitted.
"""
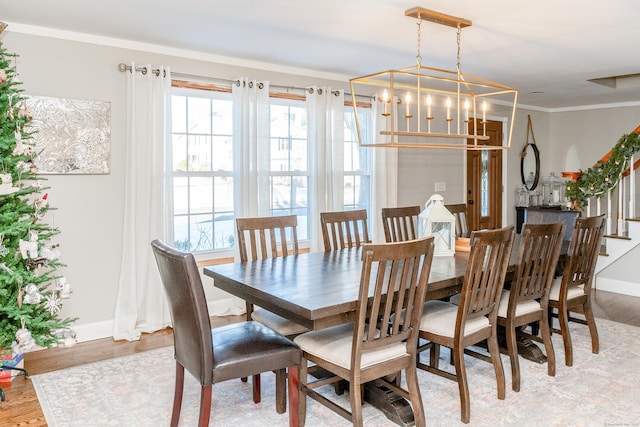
[549,107,640,174]
[4,29,638,343]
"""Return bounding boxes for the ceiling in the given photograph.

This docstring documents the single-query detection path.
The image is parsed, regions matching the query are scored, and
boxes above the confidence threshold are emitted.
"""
[2,0,640,110]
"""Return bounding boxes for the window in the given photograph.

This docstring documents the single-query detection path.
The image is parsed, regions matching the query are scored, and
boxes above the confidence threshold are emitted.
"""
[344,108,373,216]
[270,99,309,239]
[170,89,235,252]
[169,84,374,254]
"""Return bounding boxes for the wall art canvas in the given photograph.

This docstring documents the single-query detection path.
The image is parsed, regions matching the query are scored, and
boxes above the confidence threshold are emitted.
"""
[26,95,111,174]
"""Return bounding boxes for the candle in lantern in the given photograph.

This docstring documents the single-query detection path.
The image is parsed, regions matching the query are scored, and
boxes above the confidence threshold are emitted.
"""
[446,97,452,120]
[405,92,411,116]
[382,90,389,115]
[482,101,487,122]
[426,94,432,118]
[464,100,470,122]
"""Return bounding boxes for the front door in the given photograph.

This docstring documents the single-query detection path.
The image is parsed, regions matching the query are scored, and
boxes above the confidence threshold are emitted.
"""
[466,119,503,231]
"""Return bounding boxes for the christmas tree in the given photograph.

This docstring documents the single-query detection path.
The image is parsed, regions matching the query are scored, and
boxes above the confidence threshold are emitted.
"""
[0,36,75,353]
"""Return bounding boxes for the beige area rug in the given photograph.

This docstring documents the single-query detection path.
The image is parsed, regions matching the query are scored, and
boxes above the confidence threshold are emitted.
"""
[33,318,640,426]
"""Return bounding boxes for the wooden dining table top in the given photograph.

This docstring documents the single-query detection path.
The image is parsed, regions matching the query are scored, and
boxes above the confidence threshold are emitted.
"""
[203,248,474,331]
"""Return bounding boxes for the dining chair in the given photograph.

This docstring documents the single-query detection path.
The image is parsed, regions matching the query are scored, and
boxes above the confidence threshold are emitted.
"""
[295,236,435,427]
[381,205,421,242]
[445,203,470,238]
[417,225,515,424]
[548,214,605,366]
[150,239,300,427]
[235,215,309,412]
[497,221,565,392]
[320,209,370,251]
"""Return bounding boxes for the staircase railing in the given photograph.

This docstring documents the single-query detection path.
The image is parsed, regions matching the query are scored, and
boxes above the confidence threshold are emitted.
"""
[564,126,640,236]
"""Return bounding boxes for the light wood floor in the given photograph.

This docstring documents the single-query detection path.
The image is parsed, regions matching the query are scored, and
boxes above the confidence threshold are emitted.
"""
[2,290,639,426]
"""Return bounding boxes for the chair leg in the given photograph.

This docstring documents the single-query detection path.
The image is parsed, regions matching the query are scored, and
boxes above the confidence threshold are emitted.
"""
[299,357,308,426]
[558,305,574,366]
[405,365,426,427]
[487,333,506,401]
[505,324,520,392]
[275,369,287,414]
[198,385,212,427]
[170,362,185,427]
[288,365,299,427]
[349,379,364,427]
[430,343,441,368]
[539,314,556,377]
[252,374,261,403]
[583,301,600,354]
[452,344,470,424]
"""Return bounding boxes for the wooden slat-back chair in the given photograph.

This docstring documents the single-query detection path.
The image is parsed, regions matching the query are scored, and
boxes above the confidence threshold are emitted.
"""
[320,209,370,251]
[295,237,435,427]
[445,203,470,238]
[381,205,421,242]
[417,225,515,424]
[235,215,307,412]
[548,214,605,366]
[497,221,565,391]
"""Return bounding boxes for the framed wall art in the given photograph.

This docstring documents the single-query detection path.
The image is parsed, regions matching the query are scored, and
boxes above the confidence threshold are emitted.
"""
[25,95,111,174]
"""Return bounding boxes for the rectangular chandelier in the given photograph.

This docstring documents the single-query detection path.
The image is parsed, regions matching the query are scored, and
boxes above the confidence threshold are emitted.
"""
[349,7,518,150]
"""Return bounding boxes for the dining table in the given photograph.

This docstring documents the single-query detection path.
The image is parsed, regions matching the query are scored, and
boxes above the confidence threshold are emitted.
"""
[203,239,547,425]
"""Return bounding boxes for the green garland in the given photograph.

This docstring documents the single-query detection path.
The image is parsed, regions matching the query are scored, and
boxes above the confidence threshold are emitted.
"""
[565,132,640,209]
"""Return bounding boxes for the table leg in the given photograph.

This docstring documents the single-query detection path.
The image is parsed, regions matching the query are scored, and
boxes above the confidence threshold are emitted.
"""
[364,382,415,426]
[496,326,547,364]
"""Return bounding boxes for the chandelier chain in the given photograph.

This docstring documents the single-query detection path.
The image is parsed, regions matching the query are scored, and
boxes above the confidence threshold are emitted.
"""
[416,16,422,66]
[456,24,462,75]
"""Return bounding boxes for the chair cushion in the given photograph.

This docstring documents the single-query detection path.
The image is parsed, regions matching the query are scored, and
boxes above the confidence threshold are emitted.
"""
[497,290,542,318]
[211,321,300,384]
[420,300,490,338]
[548,277,586,302]
[251,307,309,337]
[294,323,407,370]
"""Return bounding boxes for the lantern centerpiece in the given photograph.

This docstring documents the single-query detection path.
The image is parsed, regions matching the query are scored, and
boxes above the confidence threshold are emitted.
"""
[418,194,455,256]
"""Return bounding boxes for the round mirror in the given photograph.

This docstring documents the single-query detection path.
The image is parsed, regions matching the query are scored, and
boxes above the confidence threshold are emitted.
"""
[520,143,540,191]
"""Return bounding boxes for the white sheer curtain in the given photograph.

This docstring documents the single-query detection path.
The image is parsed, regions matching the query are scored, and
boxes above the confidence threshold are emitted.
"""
[113,63,172,341]
[232,78,271,220]
[371,95,398,242]
[307,86,345,252]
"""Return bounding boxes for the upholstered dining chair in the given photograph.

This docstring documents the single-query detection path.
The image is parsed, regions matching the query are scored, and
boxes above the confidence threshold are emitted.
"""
[235,215,309,412]
[320,209,370,251]
[417,225,515,424]
[381,205,421,243]
[445,203,470,238]
[548,214,605,367]
[150,239,300,427]
[295,236,435,427]
[497,221,565,392]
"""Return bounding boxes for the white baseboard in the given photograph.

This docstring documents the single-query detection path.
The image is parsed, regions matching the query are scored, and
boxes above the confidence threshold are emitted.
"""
[71,297,244,343]
[73,319,114,343]
[596,277,640,297]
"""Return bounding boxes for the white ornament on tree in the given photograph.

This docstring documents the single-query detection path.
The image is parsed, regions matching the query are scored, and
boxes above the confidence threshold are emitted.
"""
[12,128,32,156]
[18,230,38,259]
[22,283,42,304]
[13,326,37,353]
[0,234,9,257]
[0,173,19,195]
[40,243,61,261]
[56,276,71,298]
[44,292,62,315]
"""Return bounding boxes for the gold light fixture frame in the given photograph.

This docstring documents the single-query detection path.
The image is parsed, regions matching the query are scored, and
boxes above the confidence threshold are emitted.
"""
[349,7,518,150]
